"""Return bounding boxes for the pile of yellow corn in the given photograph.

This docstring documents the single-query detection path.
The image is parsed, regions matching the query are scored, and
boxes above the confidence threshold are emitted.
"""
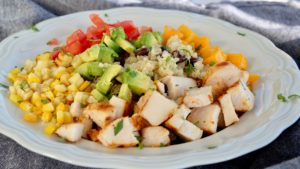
[7,52,96,135]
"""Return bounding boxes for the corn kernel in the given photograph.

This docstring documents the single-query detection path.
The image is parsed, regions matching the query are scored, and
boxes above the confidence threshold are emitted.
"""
[54,84,67,93]
[60,73,70,86]
[23,113,38,123]
[74,92,89,104]
[67,84,78,92]
[42,102,55,114]
[41,111,53,122]
[69,73,84,87]
[9,93,23,105]
[27,72,41,84]
[44,123,57,135]
[55,71,65,79]
[31,92,42,108]
[7,68,20,82]
[36,53,51,60]
[9,86,16,94]
[56,111,65,124]
[56,103,66,112]
[66,67,74,73]
[71,55,83,68]
[44,91,55,101]
[79,81,90,91]
[32,106,42,115]
[19,101,33,112]
[50,79,60,89]
[64,112,73,124]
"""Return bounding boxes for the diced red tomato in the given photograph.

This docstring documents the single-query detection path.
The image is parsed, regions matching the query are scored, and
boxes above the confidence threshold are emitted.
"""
[51,50,60,60]
[110,20,140,40]
[63,41,84,55]
[47,38,59,46]
[86,26,104,40]
[90,14,107,28]
[139,26,153,34]
[66,30,86,45]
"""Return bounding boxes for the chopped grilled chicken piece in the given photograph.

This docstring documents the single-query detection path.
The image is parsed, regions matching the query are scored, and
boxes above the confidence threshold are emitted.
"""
[187,104,221,134]
[141,126,170,147]
[183,86,213,108]
[154,80,166,96]
[109,96,128,118]
[98,117,139,148]
[70,102,82,117]
[87,129,100,142]
[175,104,191,119]
[203,62,242,97]
[165,114,203,141]
[177,120,203,141]
[160,76,197,99]
[139,91,177,126]
[78,115,93,138]
[227,80,255,112]
[136,91,152,113]
[82,102,117,128]
[131,113,150,130]
[218,93,239,126]
[56,123,84,142]
[241,70,249,82]
[217,111,226,128]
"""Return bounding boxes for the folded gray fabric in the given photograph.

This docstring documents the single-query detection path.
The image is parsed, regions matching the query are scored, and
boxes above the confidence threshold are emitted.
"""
[0,0,299,169]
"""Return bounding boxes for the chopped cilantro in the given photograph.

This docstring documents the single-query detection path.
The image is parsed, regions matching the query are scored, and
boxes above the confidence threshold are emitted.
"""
[288,94,300,100]
[0,83,8,89]
[20,67,24,71]
[31,24,39,32]
[207,146,217,149]
[237,32,246,36]
[277,93,287,102]
[53,46,61,51]
[19,81,27,91]
[185,62,195,76]
[135,135,143,142]
[160,143,167,147]
[138,142,144,150]
[209,62,216,67]
[104,13,109,17]
[127,69,137,78]
[114,119,123,135]
[165,56,172,63]
[41,99,50,104]
[17,100,23,104]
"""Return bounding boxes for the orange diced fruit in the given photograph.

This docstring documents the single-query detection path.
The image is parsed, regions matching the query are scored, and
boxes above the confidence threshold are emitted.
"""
[248,74,260,85]
[178,24,193,38]
[163,25,183,44]
[194,36,210,50]
[202,47,227,65]
[226,53,248,70]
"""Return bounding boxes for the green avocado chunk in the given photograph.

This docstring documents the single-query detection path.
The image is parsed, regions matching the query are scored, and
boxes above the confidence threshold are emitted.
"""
[118,83,132,102]
[110,27,127,40]
[115,37,136,54]
[135,32,159,48]
[98,44,119,63]
[121,68,154,95]
[103,34,122,53]
[76,62,105,78]
[79,45,100,62]
[96,64,123,94]
[91,89,107,101]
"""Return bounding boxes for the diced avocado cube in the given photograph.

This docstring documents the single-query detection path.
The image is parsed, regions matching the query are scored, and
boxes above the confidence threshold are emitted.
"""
[110,27,127,40]
[121,68,154,95]
[135,32,158,48]
[116,74,123,83]
[95,64,122,94]
[115,37,136,54]
[80,45,100,62]
[98,45,119,63]
[88,62,105,77]
[119,83,132,102]
[103,34,122,53]
[91,89,107,101]
[152,32,163,43]
[76,62,105,78]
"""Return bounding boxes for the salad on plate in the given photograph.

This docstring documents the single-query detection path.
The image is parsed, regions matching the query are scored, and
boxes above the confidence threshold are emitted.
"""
[6,14,260,148]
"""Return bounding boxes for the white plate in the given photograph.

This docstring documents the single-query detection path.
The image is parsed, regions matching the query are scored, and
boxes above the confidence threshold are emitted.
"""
[0,7,300,169]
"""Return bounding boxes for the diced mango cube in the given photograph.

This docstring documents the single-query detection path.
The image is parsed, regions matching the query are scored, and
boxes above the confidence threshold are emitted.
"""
[248,74,260,85]
[226,53,248,70]
[202,47,227,65]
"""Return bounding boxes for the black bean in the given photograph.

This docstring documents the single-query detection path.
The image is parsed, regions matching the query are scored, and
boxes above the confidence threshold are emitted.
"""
[190,57,199,65]
[172,50,187,63]
[135,47,150,56]
[119,51,130,66]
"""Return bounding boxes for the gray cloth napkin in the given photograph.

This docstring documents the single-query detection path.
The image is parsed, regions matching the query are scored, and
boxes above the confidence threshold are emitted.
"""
[0,0,300,168]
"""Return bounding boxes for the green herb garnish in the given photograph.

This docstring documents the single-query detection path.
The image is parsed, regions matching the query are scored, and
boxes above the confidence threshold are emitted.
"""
[19,81,27,91]
[180,48,191,56]
[288,94,300,100]
[165,56,172,63]
[138,142,144,150]
[53,46,61,51]
[237,32,246,36]
[207,146,217,149]
[0,83,8,89]
[135,135,143,142]
[31,24,39,32]
[277,93,287,102]
[104,13,109,17]
[114,119,124,135]
[185,62,195,76]
[209,61,216,67]
[160,143,167,147]
[17,100,23,104]
[41,99,50,104]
